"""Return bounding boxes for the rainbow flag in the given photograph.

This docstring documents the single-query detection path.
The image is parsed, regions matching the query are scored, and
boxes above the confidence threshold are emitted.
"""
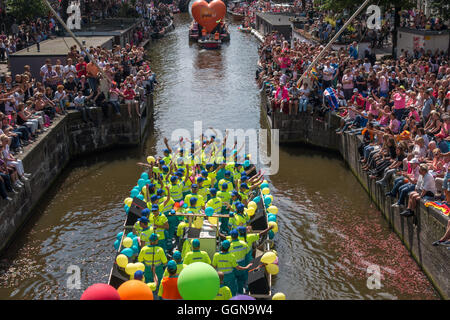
[424,201,450,216]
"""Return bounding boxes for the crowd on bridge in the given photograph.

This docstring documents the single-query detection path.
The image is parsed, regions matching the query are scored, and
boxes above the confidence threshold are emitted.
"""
[256,29,450,247]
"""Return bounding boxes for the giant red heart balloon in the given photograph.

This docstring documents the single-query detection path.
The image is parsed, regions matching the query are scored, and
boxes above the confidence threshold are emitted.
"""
[191,0,226,33]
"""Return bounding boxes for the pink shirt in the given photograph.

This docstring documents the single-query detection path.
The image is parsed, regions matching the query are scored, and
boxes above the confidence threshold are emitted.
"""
[393,93,406,110]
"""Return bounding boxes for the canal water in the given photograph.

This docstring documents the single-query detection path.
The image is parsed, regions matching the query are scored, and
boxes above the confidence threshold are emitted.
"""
[0,14,439,300]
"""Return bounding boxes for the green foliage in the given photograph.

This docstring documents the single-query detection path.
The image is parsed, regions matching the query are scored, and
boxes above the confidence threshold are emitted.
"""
[6,0,49,20]
[429,0,450,20]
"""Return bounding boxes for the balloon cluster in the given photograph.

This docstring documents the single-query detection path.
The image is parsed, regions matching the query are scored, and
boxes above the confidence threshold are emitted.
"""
[80,281,154,300]
[260,251,279,275]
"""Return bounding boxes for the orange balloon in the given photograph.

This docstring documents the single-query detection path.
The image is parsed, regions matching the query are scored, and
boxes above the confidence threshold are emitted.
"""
[191,0,226,33]
[117,280,154,300]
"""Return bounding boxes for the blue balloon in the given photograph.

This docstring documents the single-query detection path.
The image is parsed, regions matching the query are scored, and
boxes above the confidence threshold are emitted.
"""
[264,196,272,206]
[132,237,139,247]
[244,160,250,167]
[131,245,139,254]
[253,196,261,204]
[268,230,275,240]
[127,232,136,239]
[137,194,145,200]
[183,203,188,208]
[141,172,149,180]
[260,183,269,189]
[138,178,145,189]
[268,213,277,222]
[132,186,140,192]
[117,232,123,241]
[114,239,120,250]
[145,179,151,185]
[121,248,134,258]
[205,207,214,217]
[130,189,139,198]
[124,205,129,214]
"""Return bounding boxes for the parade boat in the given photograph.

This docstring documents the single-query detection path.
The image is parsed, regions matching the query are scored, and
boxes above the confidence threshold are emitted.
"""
[198,38,222,49]
[107,151,279,300]
[189,21,230,42]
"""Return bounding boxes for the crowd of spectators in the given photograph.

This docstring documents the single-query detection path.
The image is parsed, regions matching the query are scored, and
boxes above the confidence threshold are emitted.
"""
[256,30,450,246]
[0,37,163,204]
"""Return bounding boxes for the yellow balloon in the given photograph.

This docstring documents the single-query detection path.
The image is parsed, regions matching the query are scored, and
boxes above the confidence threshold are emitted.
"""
[267,206,278,214]
[262,187,270,195]
[147,156,156,164]
[263,180,268,184]
[246,207,255,217]
[147,282,157,291]
[135,262,145,272]
[124,197,133,207]
[265,263,279,275]
[260,251,277,264]
[248,201,257,210]
[123,237,133,248]
[116,254,128,268]
[208,216,218,225]
[268,221,278,233]
[272,292,286,300]
[125,263,138,276]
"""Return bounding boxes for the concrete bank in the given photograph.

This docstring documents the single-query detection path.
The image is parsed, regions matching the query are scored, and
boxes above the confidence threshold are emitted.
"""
[260,90,450,299]
[0,97,154,254]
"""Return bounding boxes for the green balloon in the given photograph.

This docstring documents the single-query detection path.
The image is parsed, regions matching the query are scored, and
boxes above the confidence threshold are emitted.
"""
[177,262,219,300]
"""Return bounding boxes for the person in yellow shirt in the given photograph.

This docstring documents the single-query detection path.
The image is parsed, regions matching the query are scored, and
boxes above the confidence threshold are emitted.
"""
[163,250,185,277]
[133,208,150,236]
[229,229,250,294]
[184,184,205,208]
[212,240,252,297]
[214,271,232,300]
[137,216,155,248]
[184,238,211,265]
[196,176,209,200]
[149,204,169,252]
[137,233,167,286]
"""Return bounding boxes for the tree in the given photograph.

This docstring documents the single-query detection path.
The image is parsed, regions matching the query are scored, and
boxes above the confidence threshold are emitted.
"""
[6,0,49,20]
[429,0,450,21]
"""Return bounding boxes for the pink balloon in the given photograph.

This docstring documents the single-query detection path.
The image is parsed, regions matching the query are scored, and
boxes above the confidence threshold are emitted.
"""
[273,257,279,265]
[80,283,120,300]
